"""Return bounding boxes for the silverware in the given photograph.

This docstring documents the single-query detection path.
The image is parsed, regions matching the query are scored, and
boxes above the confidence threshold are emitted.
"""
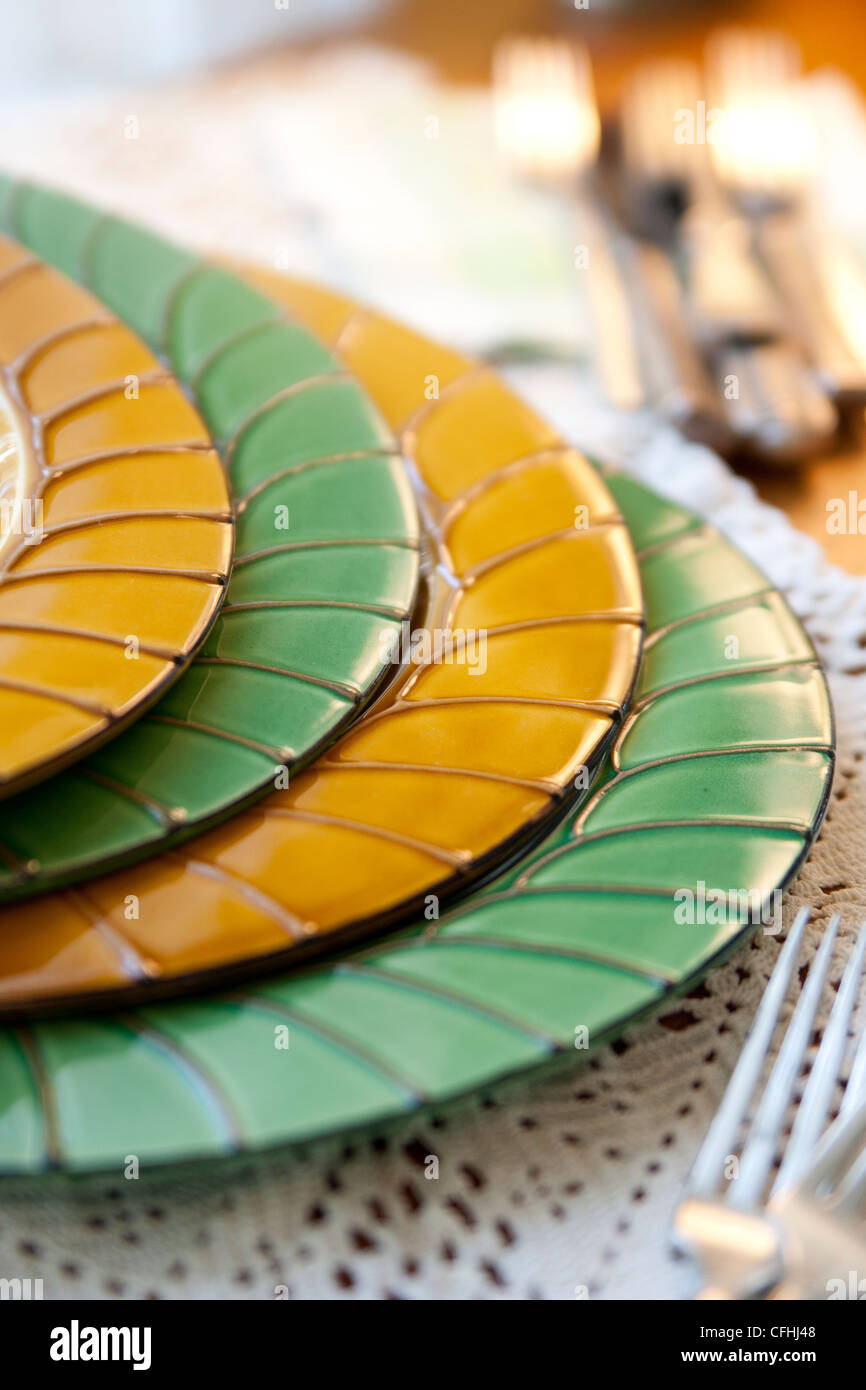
[493,36,644,410]
[706,27,866,403]
[493,37,840,463]
[714,342,838,465]
[621,58,781,347]
[619,237,734,453]
[760,216,866,405]
[619,57,835,461]
[673,908,866,1299]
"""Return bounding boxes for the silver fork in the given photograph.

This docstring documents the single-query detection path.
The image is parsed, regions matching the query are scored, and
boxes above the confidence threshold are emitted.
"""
[492,36,644,411]
[621,58,781,347]
[706,27,866,403]
[620,57,837,465]
[672,907,866,1299]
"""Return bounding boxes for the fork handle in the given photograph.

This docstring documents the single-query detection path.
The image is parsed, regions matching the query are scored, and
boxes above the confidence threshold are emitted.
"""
[574,192,646,411]
[624,240,734,453]
[715,342,838,465]
[756,211,866,403]
[681,199,782,345]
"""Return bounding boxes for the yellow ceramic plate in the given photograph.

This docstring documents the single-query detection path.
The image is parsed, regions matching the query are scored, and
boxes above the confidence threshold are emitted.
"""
[0,236,231,794]
[0,277,641,1012]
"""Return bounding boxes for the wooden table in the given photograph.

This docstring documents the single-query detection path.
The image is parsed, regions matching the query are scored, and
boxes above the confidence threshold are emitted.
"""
[310,0,866,575]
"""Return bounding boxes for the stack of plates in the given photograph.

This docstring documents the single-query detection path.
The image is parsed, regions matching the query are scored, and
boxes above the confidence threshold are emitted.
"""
[0,178,834,1172]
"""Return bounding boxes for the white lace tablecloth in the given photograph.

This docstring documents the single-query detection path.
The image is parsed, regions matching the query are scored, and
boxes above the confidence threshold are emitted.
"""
[1,48,865,1302]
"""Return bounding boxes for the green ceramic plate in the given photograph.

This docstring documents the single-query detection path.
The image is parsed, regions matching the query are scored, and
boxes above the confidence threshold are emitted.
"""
[0,177,420,895]
[0,268,643,1015]
[0,472,833,1173]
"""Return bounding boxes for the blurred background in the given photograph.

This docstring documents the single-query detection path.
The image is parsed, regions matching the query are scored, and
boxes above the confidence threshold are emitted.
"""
[2,0,866,573]
[2,0,865,97]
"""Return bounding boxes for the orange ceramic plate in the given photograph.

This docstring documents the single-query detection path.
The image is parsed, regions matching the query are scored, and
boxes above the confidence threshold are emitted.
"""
[0,236,231,795]
[0,278,641,1012]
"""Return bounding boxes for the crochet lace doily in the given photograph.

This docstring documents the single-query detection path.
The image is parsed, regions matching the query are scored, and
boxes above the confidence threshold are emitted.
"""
[1,52,865,1302]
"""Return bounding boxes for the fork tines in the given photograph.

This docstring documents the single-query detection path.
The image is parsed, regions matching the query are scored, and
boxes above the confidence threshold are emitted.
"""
[687,907,866,1207]
[492,36,600,185]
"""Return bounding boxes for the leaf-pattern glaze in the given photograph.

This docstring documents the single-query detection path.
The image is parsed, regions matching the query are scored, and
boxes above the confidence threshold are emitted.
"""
[0,233,231,796]
[0,302,833,1173]
[0,178,420,889]
[0,262,641,1010]
[0,466,833,1173]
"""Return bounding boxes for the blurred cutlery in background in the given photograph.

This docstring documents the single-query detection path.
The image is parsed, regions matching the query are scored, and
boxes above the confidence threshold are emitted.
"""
[619,235,734,453]
[493,33,848,467]
[717,341,838,465]
[707,27,866,404]
[753,214,866,405]
[494,37,733,445]
[705,28,811,210]
[493,36,645,411]
[621,58,781,347]
[620,52,838,463]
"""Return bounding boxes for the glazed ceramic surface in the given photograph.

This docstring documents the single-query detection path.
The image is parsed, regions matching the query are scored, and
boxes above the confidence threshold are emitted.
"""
[0,460,833,1172]
[0,233,231,796]
[0,179,420,891]
[0,269,642,1011]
